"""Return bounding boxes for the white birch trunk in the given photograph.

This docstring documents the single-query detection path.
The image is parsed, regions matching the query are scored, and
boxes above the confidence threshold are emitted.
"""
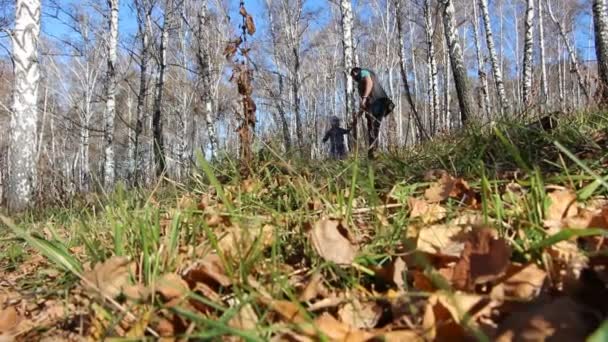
[103,0,119,190]
[479,0,509,114]
[593,0,608,103]
[472,0,491,119]
[153,0,171,175]
[538,0,548,108]
[7,0,41,211]
[522,0,534,107]
[442,0,473,125]
[339,0,355,123]
[545,0,589,101]
[424,0,439,133]
[197,0,218,159]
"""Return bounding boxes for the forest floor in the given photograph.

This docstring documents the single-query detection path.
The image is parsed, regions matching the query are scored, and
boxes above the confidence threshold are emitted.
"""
[1,112,608,341]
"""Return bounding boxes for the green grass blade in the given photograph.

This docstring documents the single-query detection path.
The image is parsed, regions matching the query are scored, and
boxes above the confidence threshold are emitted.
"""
[528,228,608,251]
[588,319,608,342]
[1,215,82,274]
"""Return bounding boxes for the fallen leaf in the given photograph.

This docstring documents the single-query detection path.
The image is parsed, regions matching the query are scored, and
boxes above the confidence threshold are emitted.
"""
[374,257,408,291]
[299,272,328,302]
[424,174,476,205]
[123,284,150,302]
[423,291,494,341]
[408,197,447,223]
[452,228,512,290]
[304,313,373,341]
[416,224,470,257]
[545,189,578,222]
[494,297,592,341]
[183,254,231,289]
[261,298,308,324]
[157,273,189,301]
[337,298,383,329]
[218,224,274,257]
[0,306,21,334]
[309,219,358,265]
[564,206,608,230]
[81,256,133,299]
[491,264,547,301]
[374,330,424,342]
[228,299,259,331]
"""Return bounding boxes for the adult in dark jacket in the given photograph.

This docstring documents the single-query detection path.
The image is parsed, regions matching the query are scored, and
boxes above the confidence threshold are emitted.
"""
[350,67,394,159]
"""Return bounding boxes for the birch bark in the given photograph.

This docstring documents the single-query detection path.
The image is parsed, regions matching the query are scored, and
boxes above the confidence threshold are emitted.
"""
[522,0,534,107]
[593,0,608,103]
[196,0,219,159]
[103,0,119,189]
[7,0,40,210]
[441,0,474,125]
[472,0,491,119]
[479,0,509,114]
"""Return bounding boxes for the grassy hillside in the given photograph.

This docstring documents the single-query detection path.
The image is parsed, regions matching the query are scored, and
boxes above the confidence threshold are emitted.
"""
[1,112,607,341]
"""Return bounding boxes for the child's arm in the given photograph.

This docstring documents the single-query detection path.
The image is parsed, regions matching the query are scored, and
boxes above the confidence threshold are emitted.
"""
[322,130,330,143]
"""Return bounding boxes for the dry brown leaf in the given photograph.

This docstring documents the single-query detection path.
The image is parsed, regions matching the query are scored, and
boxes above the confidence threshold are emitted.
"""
[183,254,231,289]
[423,291,494,341]
[305,313,373,341]
[246,15,256,35]
[408,197,447,224]
[122,284,150,302]
[374,330,424,342]
[299,272,328,302]
[545,189,578,222]
[452,228,512,290]
[494,297,592,341]
[0,306,21,334]
[157,273,189,301]
[261,298,308,324]
[309,219,358,265]
[373,257,408,291]
[270,330,314,342]
[218,225,274,257]
[564,206,608,230]
[416,224,470,257]
[228,300,258,331]
[81,256,133,299]
[491,264,547,301]
[337,299,383,329]
[424,174,476,205]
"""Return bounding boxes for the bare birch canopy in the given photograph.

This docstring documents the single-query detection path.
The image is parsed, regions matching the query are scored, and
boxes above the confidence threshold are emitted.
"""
[0,0,606,208]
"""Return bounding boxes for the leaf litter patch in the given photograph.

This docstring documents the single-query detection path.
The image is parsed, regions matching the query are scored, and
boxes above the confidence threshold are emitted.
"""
[1,168,608,341]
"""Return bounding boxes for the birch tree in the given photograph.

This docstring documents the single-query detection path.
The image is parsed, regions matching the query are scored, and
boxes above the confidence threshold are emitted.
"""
[133,0,153,183]
[545,0,589,101]
[593,0,608,103]
[479,0,509,114]
[195,0,218,159]
[538,0,548,107]
[394,0,427,140]
[152,0,172,175]
[339,0,355,124]
[103,0,119,189]
[7,0,40,211]
[440,0,473,124]
[424,0,439,130]
[522,0,534,107]
[472,0,490,118]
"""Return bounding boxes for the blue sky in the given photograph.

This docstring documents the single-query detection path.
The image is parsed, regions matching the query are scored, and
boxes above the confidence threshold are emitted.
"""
[41,0,331,42]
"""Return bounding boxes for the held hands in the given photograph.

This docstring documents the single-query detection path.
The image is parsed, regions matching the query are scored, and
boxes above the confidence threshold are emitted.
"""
[360,96,369,110]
